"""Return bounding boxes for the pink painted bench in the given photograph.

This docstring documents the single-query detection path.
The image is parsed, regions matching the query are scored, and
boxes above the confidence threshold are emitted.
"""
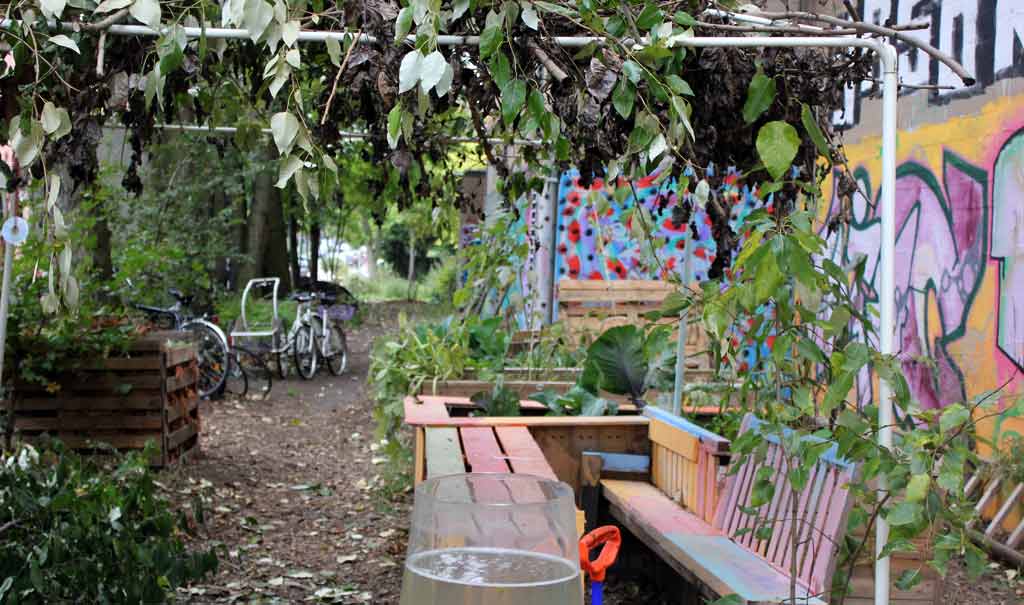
[601,414,856,604]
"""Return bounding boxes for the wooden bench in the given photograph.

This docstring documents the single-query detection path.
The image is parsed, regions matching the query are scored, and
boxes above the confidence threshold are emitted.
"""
[598,413,856,604]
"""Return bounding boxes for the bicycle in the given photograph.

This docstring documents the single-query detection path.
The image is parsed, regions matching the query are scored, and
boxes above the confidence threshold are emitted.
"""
[229,278,349,381]
[292,291,349,380]
[132,288,230,399]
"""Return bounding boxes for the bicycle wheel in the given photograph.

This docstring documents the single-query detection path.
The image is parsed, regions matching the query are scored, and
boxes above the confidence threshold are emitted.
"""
[183,320,229,398]
[293,324,318,380]
[272,318,290,380]
[224,351,248,398]
[233,345,273,400]
[324,324,348,376]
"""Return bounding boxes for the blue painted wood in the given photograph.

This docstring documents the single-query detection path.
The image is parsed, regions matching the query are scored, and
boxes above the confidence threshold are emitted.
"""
[743,414,855,471]
[643,405,730,447]
[583,451,651,473]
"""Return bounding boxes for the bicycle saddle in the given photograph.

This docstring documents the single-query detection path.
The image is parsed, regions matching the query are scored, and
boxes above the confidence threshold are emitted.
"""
[168,288,194,306]
[291,292,314,302]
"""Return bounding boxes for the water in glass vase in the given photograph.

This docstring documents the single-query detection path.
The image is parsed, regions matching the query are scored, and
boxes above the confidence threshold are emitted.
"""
[400,547,582,605]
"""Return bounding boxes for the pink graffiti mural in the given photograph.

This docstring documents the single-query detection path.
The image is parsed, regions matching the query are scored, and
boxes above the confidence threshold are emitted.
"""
[825,152,989,409]
[992,131,1024,372]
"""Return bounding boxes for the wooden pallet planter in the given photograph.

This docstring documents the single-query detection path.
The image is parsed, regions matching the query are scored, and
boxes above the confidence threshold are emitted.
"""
[9,331,200,467]
[556,279,711,369]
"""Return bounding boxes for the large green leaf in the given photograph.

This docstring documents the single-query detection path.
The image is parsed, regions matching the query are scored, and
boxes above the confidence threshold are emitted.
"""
[501,79,527,126]
[612,77,635,119]
[742,65,775,124]
[586,325,648,400]
[800,103,830,159]
[756,121,800,180]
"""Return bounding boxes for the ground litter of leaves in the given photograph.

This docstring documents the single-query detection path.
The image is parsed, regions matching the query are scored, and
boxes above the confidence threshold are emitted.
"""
[163,302,1024,605]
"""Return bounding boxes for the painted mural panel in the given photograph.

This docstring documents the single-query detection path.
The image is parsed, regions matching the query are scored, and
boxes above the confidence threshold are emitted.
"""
[553,167,766,284]
[826,91,1024,413]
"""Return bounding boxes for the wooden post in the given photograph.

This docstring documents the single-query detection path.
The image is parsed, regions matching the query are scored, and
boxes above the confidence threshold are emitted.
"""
[579,453,604,533]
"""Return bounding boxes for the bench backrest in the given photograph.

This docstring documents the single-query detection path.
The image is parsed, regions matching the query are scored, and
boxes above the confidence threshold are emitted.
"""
[644,406,730,524]
[713,414,856,598]
[556,279,709,368]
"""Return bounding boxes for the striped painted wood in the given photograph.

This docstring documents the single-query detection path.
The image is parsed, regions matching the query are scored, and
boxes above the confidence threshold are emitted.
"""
[708,414,858,599]
[968,476,1002,529]
[797,466,838,588]
[756,447,790,556]
[1007,516,1024,549]
[810,469,855,595]
[961,458,1024,560]
[985,483,1024,538]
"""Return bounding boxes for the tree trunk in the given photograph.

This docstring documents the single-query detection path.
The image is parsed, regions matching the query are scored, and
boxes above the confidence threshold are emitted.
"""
[212,188,229,289]
[288,212,301,288]
[262,178,291,290]
[237,145,274,288]
[92,215,114,282]
[309,220,321,284]
[361,214,377,280]
[406,232,416,300]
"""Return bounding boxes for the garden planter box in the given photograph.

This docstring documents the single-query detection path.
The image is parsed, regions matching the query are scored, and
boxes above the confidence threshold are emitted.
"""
[9,331,200,467]
[842,530,943,604]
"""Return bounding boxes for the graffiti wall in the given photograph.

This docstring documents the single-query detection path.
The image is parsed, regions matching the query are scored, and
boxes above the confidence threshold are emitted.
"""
[834,0,1024,128]
[826,89,1024,419]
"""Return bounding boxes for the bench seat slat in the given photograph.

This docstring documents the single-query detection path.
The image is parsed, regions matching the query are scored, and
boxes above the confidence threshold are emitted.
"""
[602,479,721,536]
[665,535,826,605]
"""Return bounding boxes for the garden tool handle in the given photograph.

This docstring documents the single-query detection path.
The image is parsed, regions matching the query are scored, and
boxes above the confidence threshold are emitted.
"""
[579,525,621,583]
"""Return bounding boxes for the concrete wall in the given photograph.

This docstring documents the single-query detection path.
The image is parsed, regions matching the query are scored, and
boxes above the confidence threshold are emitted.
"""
[825,1,1024,428]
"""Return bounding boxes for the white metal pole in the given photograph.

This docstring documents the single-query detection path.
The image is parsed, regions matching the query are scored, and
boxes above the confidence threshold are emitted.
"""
[875,41,900,605]
[0,165,16,402]
[672,235,693,416]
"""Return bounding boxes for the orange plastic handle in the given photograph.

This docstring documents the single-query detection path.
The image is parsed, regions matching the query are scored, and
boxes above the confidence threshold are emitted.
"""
[579,525,622,583]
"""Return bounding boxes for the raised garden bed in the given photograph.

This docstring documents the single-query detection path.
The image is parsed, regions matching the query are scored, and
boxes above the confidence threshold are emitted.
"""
[8,331,200,467]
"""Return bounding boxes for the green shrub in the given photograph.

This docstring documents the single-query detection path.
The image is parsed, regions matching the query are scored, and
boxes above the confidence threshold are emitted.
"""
[419,254,459,304]
[0,442,217,603]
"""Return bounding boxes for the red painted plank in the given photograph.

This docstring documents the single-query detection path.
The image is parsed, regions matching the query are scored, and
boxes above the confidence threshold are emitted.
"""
[765,466,795,565]
[732,452,763,544]
[809,469,853,593]
[403,395,452,425]
[777,461,820,571]
[739,445,782,551]
[784,462,825,573]
[756,448,790,556]
[798,466,837,585]
[460,427,512,474]
[494,426,558,481]
[696,450,707,523]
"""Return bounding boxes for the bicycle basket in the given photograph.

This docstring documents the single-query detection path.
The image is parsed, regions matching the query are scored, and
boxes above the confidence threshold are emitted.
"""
[326,304,355,322]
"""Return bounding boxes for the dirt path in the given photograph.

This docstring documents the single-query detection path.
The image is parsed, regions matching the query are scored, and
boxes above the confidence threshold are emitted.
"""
[168,304,415,604]
[165,302,1024,605]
